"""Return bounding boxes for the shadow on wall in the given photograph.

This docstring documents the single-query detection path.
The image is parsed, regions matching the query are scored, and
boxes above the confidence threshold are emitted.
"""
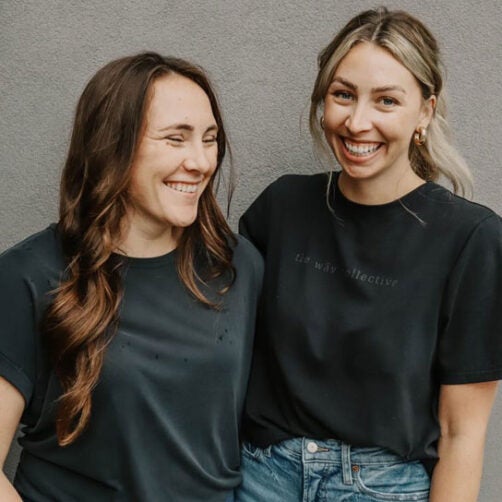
[4,431,22,482]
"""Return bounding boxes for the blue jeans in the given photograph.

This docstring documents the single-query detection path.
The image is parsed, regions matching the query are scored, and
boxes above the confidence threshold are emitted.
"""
[235,437,430,501]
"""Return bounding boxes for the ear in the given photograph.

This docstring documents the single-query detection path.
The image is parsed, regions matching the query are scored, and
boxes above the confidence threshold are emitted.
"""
[419,95,436,128]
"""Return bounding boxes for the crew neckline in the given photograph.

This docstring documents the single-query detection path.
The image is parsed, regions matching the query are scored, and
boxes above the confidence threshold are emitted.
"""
[115,248,176,268]
[332,171,432,212]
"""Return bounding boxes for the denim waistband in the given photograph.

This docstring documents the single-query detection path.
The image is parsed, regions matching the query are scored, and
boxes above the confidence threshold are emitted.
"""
[274,437,410,466]
[240,437,430,497]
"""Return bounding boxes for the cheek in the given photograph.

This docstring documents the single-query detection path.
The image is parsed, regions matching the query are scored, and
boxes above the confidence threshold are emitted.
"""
[393,107,424,136]
[127,168,141,196]
[127,178,146,205]
[374,114,417,142]
[127,165,155,202]
[323,102,346,130]
[208,151,219,175]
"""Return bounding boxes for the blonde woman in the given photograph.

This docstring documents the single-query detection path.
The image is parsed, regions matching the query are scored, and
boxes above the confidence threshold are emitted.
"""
[236,8,501,502]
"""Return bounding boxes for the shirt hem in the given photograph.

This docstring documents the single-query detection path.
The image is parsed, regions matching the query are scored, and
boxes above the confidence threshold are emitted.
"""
[0,351,33,404]
[440,368,502,384]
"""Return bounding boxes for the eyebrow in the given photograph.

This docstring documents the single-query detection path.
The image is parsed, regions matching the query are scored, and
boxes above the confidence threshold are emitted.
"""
[158,123,218,133]
[332,77,357,91]
[331,77,406,94]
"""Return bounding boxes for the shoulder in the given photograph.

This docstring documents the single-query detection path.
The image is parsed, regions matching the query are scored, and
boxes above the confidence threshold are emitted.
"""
[239,172,331,248]
[415,183,501,249]
[244,172,329,219]
[419,183,500,238]
[262,172,330,199]
[0,224,61,265]
[232,234,264,277]
[0,224,63,281]
[424,188,502,273]
[0,226,61,404]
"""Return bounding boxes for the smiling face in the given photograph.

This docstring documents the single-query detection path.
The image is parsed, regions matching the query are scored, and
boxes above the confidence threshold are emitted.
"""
[323,42,434,193]
[126,74,218,245]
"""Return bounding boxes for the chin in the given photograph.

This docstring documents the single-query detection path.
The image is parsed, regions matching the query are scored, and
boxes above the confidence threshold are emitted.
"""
[168,213,199,229]
[340,165,381,180]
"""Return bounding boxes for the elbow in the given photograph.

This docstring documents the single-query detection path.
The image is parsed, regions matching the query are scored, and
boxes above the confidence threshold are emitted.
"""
[439,419,489,447]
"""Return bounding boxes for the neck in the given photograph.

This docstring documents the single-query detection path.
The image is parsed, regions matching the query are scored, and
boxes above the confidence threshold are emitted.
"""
[116,218,180,258]
[338,168,425,205]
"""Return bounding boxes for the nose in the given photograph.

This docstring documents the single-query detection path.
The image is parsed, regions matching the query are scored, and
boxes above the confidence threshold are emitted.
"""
[183,142,214,173]
[345,101,372,135]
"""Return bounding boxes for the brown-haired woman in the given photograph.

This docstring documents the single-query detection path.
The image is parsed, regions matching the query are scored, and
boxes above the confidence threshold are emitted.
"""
[0,52,262,502]
[235,7,501,502]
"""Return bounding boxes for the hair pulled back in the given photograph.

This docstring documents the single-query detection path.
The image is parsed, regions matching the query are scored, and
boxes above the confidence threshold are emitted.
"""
[310,7,472,196]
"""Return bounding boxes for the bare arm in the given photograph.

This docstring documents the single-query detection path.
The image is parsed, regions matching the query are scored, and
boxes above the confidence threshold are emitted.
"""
[0,376,24,502]
[429,381,498,502]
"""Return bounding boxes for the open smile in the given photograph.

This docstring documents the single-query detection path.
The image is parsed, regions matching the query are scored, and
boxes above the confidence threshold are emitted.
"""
[164,182,201,194]
[341,138,383,158]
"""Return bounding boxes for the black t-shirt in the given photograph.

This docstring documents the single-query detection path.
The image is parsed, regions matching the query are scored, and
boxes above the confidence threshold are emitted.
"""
[239,172,502,471]
[0,225,263,502]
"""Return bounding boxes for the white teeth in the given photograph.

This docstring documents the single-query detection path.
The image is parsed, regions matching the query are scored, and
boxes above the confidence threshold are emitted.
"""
[165,182,198,193]
[344,140,380,156]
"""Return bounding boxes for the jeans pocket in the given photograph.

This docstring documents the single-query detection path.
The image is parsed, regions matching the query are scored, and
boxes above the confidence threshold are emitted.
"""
[270,438,302,460]
[241,441,269,460]
[354,460,430,501]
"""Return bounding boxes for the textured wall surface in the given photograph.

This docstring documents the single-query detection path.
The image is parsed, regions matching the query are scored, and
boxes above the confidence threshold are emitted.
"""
[1,0,500,499]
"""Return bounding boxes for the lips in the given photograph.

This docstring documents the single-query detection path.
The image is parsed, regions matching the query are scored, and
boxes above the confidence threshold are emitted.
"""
[342,138,382,157]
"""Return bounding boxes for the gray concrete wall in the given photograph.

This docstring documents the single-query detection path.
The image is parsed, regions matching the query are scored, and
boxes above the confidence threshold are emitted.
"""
[1,0,500,499]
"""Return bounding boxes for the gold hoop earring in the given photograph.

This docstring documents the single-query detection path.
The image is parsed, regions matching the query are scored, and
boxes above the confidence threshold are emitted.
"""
[413,126,427,146]
[320,116,325,130]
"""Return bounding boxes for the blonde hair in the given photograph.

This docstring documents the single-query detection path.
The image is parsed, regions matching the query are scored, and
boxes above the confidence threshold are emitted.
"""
[309,7,473,197]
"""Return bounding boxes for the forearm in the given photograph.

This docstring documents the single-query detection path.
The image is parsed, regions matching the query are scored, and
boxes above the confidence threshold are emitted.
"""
[0,471,22,502]
[429,433,484,502]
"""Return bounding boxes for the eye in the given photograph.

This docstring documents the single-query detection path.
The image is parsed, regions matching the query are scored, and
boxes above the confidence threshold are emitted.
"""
[333,90,354,101]
[203,135,218,145]
[379,96,398,107]
[166,135,184,144]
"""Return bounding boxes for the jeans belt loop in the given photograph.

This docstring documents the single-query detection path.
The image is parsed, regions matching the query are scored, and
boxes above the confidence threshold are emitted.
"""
[341,442,353,485]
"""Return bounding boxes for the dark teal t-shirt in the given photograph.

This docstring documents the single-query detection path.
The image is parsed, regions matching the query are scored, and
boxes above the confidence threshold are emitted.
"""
[0,225,263,501]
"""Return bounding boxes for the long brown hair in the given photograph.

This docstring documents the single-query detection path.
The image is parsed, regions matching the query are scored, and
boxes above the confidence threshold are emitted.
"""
[43,53,235,446]
[310,7,473,197]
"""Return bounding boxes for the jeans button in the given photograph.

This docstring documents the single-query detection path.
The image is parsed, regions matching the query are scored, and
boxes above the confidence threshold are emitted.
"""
[306,441,318,453]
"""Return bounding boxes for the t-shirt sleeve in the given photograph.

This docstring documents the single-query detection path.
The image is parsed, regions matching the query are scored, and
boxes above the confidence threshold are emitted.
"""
[0,252,37,404]
[438,213,502,384]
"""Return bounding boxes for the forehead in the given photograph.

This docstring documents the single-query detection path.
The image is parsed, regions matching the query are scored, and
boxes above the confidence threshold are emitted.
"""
[145,74,215,127]
[334,42,419,90]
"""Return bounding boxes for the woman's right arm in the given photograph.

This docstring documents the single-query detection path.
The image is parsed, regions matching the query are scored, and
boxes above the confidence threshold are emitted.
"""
[0,376,24,501]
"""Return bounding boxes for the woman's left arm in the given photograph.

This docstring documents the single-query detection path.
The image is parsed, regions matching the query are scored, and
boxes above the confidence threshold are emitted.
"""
[429,381,498,501]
